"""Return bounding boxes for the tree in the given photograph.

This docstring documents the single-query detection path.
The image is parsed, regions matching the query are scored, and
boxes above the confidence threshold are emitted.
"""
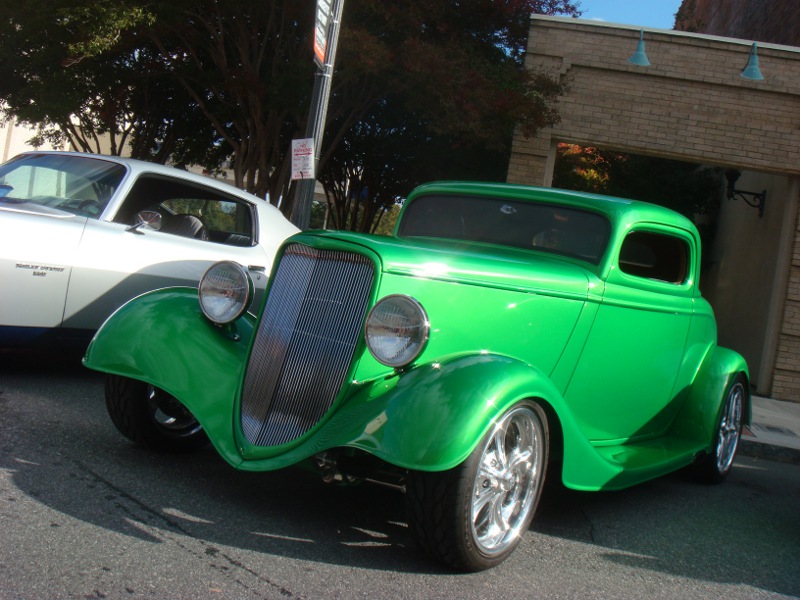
[1,0,581,220]
[318,0,580,231]
[143,1,315,199]
[0,0,313,194]
[0,1,209,160]
[553,143,722,219]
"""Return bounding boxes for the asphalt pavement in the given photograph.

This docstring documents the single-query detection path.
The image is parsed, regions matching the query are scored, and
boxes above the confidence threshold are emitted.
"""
[741,394,800,464]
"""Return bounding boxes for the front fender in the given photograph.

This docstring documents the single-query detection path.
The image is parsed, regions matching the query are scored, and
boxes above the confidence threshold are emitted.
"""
[343,354,563,471]
[83,287,255,467]
[231,353,624,484]
[330,353,627,487]
[226,353,566,472]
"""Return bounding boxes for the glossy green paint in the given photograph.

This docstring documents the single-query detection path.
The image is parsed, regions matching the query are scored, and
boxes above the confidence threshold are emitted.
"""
[83,288,255,467]
[85,182,750,492]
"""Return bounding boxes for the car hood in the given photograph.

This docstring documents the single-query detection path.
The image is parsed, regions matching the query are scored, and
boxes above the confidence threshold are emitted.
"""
[292,231,597,300]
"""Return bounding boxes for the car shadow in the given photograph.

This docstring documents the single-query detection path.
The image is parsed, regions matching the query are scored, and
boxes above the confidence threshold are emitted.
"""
[1,353,798,593]
[530,460,799,597]
[0,351,442,574]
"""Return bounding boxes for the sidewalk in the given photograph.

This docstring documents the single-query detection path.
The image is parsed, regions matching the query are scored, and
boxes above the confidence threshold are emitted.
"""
[739,395,800,465]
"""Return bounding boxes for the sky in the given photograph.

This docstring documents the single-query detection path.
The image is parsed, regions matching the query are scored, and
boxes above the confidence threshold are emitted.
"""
[576,0,684,30]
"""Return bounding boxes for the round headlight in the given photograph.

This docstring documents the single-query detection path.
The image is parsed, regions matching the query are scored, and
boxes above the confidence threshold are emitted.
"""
[365,295,429,368]
[198,261,253,324]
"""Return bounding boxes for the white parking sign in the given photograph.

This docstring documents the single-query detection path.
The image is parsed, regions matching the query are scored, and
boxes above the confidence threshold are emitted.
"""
[291,138,315,180]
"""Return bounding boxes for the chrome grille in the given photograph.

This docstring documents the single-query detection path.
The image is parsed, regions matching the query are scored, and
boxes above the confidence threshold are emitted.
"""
[240,244,374,446]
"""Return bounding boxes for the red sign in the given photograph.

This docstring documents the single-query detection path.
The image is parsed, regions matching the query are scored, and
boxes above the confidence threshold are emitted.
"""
[314,0,332,68]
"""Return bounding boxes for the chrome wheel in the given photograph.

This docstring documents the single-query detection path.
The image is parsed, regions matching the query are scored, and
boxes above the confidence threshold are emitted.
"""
[405,401,549,571]
[689,373,747,484]
[715,380,744,474]
[147,385,203,435]
[471,406,545,555]
[105,375,208,453]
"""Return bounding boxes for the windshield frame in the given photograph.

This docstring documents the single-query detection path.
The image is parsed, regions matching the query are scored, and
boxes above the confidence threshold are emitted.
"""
[397,193,612,265]
[0,153,127,219]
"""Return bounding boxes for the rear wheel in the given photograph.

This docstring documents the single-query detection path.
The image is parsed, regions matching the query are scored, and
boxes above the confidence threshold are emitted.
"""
[692,374,747,484]
[105,374,208,452]
[406,401,549,571]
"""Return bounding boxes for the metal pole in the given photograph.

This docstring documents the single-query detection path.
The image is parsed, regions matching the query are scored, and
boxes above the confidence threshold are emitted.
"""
[291,0,345,230]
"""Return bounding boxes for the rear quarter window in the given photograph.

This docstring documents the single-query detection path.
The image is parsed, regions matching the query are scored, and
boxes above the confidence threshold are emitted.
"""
[618,231,689,284]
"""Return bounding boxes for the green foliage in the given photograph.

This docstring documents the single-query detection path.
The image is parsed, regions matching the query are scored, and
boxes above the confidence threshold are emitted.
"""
[1,0,581,226]
[371,202,402,236]
[553,143,722,219]
[318,0,580,231]
[57,3,156,61]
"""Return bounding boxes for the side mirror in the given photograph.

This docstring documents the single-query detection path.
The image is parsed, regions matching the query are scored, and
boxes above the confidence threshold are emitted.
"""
[131,210,163,232]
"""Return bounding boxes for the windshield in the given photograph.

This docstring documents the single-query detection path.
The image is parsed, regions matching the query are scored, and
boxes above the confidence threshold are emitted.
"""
[398,194,611,264]
[0,153,126,218]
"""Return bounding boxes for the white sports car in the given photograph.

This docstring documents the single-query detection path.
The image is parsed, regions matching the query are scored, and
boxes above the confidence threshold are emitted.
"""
[0,151,299,348]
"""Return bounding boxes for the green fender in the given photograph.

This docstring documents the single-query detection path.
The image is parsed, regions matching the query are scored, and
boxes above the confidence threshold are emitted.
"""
[83,291,636,486]
[670,345,751,444]
[333,354,563,471]
[83,288,255,467]
[281,353,621,482]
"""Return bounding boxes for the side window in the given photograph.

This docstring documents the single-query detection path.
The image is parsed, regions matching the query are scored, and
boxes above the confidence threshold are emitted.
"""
[619,231,689,284]
[114,175,254,246]
[161,198,253,245]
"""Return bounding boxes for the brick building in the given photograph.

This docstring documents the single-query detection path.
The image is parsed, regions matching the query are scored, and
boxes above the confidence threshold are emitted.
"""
[508,12,800,401]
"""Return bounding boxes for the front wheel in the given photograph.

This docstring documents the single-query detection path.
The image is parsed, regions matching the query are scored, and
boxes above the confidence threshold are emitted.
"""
[406,401,549,571]
[105,375,209,453]
[691,374,747,484]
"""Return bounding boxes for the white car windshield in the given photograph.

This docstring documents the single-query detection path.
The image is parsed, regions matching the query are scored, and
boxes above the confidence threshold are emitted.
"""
[0,153,126,219]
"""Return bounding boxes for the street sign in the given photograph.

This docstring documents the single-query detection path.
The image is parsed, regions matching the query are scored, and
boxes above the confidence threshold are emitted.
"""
[291,138,315,180]
[292,0,344,229]
[314,0,333,68]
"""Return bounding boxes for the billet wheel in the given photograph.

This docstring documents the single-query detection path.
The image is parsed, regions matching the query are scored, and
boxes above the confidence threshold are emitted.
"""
[691,373,747,484]
[105,374,208,452]
[406,401,549,571]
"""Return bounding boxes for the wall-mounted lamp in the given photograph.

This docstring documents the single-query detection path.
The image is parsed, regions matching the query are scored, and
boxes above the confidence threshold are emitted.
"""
[741,42,764,80]
[726,169,766,217]
[628,30,651,66]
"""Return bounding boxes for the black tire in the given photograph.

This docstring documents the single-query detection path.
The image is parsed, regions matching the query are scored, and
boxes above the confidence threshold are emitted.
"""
[405,401,549,571]
[105,374,209,453]
[690,373,747,484]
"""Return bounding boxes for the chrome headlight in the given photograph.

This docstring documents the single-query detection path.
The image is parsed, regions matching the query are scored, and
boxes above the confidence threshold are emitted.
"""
[365,295,429,368]
[198,261,253,324]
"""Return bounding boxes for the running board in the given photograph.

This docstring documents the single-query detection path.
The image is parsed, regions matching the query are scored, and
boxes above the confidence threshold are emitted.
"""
[592,436,705,490]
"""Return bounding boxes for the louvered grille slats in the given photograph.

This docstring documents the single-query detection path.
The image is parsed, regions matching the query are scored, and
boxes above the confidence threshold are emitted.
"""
[240,244,374,446]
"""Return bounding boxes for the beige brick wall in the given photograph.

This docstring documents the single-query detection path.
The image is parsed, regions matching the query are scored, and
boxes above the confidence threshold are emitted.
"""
[510,16,800,401]
[511,18,800,185]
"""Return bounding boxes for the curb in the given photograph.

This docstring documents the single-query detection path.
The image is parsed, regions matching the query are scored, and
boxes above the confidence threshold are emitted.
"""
[738,439,800,465]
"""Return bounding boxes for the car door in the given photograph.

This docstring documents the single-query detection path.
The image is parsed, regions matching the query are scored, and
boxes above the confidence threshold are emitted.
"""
[62,220,269,330]
[0,205,84,328]
[563,226,697,442]
[62,175,270,330]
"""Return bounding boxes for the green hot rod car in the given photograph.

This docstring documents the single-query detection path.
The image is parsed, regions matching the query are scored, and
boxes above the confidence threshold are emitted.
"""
[84,182,749,571]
